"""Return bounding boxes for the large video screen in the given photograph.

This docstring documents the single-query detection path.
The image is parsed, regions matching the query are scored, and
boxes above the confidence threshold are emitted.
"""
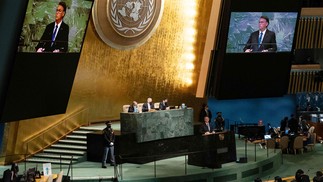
[1,0,93,122]
[206,0,302,99]
[226,12,298,53]
[19,0,92,53]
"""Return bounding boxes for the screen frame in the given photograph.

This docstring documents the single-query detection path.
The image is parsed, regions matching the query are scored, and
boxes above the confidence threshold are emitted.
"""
[206,0,302,99]
[1,0,94,122]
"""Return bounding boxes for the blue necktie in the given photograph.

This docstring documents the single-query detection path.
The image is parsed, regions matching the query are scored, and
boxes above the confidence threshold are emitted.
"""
[258,32,263,48]
[51,25,58,46]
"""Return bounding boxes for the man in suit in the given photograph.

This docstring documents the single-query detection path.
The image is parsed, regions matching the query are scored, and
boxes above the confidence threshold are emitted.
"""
[243,15,277,53]
[199,116,215,135]
[128,101,138,113]
[159,98,168,110]
[199,103,212,123]
[142,97,154,112]
[36,2,69,53]
[102,121,115,168]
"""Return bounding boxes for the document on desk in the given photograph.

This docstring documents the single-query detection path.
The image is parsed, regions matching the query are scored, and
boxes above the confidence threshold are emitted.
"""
[43,163,52,176]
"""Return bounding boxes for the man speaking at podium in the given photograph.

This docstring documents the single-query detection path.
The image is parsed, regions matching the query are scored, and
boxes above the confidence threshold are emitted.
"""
[243,15,277,53]
[36,2,69,53]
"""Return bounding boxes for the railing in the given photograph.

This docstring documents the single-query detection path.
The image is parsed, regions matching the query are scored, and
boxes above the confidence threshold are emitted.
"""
[0,154,74,181]
[23,108,89,160]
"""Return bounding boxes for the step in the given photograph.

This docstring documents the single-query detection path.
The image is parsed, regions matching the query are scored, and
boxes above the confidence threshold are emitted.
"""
[72,130,94,135]
[43,149,85,155]
[66,135,87,140]
[80,125,105,131]
[51,144,87,150]
[59,139,87,145]
[34,153,81,160]
[26,158,71,164]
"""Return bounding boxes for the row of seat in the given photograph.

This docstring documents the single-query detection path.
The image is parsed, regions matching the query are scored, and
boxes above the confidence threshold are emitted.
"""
[279,133,317,154]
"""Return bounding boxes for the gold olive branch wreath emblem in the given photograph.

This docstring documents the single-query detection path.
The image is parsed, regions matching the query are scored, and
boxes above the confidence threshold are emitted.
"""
[110,0,154,34]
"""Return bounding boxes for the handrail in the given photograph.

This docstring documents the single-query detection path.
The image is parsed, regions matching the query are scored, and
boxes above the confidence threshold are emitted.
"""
[23,108,89,160]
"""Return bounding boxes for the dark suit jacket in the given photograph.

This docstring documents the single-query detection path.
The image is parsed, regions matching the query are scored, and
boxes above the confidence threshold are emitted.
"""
[199,108,212,123]
[243,29,277,52]
[36,21,69,52]
[159,102,168,110]
[199,123,214,134]
[142,102,154,112]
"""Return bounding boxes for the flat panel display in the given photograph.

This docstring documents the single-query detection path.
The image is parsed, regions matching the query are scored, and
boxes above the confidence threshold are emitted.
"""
[1,0,94,122]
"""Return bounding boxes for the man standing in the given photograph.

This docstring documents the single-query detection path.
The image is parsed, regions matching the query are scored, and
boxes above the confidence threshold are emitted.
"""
[36,2,69,53]
[199,103,212,123]
[102,121,115,168]
[243,15,277,52]
[199,116,215,135]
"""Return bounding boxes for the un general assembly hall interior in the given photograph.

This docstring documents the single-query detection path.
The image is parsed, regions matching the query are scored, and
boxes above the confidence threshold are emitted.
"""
[1,0,323,182]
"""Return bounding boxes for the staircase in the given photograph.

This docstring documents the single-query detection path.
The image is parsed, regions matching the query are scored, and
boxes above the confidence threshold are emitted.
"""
[26,124,105,164]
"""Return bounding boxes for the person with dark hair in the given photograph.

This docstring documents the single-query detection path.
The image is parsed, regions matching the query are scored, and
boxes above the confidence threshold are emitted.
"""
[159,98,169,110]
[243,15,277,53]
[102,121,116,168]
[313,171,323,182]
[295,169,310,182]
[128,101,138,113]
[274,176,283,182]
[36,2,69,53]
[289,114,299,134]
[254,177,262,182]
[199,103,212,123]
[215,112,225,131]
[2,163,19,182]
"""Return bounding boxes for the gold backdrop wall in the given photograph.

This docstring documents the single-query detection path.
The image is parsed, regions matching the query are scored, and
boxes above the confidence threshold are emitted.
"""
[1,0,214,163]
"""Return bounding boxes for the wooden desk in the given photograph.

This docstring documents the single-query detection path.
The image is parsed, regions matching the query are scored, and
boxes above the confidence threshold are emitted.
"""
[35,174,57,182]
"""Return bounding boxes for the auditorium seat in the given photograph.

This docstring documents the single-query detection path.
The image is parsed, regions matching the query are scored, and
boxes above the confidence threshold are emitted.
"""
[154,102,160,109]
[293,136,304,154]
[280,136,289,154]
[307,132,317,151]
[122,105,130,113]
[137,103,144,112]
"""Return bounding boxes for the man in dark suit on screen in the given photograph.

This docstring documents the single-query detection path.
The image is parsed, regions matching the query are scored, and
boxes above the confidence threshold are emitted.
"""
[36,2,69,53]
[243,15,277,53]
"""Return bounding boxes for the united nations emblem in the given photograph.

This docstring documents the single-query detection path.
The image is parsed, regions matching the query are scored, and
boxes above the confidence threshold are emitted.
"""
[92,0,164,50]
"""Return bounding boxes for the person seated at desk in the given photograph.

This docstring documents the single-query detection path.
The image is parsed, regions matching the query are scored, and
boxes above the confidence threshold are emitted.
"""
[199,116,215,135]
[159,98,169,110]
[142,97,154,112]
[128,101,138,113]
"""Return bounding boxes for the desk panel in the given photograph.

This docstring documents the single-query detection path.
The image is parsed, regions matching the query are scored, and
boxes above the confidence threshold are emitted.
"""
[120,108,194,142]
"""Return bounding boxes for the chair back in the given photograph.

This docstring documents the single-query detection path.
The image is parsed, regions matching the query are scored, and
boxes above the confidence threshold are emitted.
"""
[311,133,317,144]
[122,105,130,113]
[137,103,144,112]
[280,136,289,149]
[46,175,53,182]
[293,136,304,149]
[266,139,276,149]
[55,171,63,182]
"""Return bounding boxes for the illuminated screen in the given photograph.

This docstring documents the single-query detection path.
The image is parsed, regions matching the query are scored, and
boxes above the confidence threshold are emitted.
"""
[226,12,298,53]
[18,0,93,53]
[206,0,302,99]
[1,0,93,122]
